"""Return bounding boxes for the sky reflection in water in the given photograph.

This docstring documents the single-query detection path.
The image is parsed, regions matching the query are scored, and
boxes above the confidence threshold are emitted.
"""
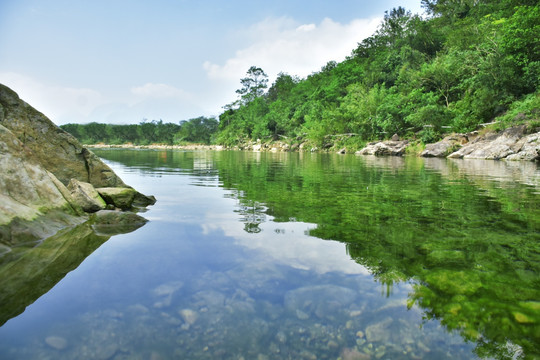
[0,149,538,359]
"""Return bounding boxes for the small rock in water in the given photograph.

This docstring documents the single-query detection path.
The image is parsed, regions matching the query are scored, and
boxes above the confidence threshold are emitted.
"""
[178,308,198,325]
[296,309,310,320]
[45,336,68,350]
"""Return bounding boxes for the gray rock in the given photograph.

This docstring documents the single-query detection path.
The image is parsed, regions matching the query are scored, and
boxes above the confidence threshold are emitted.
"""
[365,317,393,343]
[0,124,85,245]
[356,140,409,156]
[284,285,357,319]
[0,83,154,244]
[421,134,467,158]
[0,84,125,188]
[68,179,106,213]
[448,125,529,160]
[133,191,157,207]
[505,132,540,161]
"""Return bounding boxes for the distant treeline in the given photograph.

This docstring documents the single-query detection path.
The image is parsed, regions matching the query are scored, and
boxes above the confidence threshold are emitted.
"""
[60,117,218,145]
[63,0,539,148]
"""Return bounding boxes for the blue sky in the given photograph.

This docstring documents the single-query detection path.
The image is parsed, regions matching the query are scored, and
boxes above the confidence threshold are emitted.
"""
[0,0,424,125]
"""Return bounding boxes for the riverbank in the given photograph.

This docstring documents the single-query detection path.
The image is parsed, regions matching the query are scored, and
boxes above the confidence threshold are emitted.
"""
[88,123,540,161]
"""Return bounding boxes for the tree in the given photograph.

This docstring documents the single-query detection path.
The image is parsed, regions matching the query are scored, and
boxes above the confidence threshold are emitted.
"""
[235,66,268,105]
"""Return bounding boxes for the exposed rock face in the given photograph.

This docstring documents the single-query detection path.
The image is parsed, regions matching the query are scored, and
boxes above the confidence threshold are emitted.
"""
[0,123,85,245]
[0,84,125,187]
[356,140,409,156]
[0,83,154,246]
[447,125,540,161]
[421,134,469,158]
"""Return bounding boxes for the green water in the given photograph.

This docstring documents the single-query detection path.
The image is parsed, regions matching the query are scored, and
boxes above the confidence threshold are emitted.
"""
[0,149,538,359]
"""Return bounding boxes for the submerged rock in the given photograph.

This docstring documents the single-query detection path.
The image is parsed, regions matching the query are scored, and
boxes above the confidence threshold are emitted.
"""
[284,285,357,319]
[45,336,68,350]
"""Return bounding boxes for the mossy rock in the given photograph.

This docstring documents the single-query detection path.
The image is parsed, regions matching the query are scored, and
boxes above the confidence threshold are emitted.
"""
[96,187,137,210]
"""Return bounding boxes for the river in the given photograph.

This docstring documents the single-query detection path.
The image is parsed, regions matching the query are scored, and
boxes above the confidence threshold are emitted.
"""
[0,149,538,359]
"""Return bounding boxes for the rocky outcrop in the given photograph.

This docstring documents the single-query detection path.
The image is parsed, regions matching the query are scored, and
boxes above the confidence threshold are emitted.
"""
[0,84,124,187]
[421,134,469,158]
[445,125,540,161]
[0,83,154,246]
[355,140,409,156]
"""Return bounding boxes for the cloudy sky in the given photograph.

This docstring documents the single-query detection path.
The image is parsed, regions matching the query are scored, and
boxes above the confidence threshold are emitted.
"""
[0,0,423,125]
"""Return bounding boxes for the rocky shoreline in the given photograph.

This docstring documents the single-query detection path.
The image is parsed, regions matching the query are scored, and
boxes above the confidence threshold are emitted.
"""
[89,123,540,162]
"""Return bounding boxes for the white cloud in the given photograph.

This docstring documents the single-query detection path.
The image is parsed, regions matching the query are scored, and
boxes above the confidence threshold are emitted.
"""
[203,16,382,83]
[0,72,104,124]
[130,83,192,100]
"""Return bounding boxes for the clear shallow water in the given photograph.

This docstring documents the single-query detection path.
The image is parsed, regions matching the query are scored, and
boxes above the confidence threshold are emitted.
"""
[0,150,539,360]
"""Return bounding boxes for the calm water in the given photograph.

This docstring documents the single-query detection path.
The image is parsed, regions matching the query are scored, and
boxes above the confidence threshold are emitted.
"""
[0,150,539,360]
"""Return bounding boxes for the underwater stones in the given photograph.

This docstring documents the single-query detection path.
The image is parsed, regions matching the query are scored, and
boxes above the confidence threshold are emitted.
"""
[284,285,357,319]
[151,281,184,308]
[192,290,226,309]
[179,308,198,326]
[45,336,68,350]
[68,179,106,213]
[365,317,393,343]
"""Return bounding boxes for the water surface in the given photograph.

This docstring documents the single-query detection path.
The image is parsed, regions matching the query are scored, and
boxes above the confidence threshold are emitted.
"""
[0,150,538,359]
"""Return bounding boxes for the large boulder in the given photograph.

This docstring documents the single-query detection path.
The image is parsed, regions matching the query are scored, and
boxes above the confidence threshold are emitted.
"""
[0,124,84,245]
[0,84,125,187]
[0,83,155,246]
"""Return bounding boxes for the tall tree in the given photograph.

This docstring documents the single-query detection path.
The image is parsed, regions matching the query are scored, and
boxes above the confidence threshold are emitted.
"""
[235,66,268,105]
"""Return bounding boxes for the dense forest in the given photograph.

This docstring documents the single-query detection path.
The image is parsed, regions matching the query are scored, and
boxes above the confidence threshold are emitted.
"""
[62,0,539,149]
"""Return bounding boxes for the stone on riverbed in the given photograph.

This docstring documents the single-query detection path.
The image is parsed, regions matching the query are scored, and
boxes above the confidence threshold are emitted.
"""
[45,336,68,350]
[284,285,357,319]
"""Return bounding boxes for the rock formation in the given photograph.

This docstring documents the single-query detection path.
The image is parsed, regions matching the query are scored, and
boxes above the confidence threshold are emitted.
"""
[0,83,154,247]
[355,140,409,156]
[447,125,540,161]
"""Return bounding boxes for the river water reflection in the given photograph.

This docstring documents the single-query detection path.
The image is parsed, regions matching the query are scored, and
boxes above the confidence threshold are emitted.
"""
[0,149,538,359]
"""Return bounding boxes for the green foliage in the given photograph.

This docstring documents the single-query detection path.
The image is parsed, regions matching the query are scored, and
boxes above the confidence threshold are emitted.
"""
[61,117,219,145]
[215,2,539,146]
